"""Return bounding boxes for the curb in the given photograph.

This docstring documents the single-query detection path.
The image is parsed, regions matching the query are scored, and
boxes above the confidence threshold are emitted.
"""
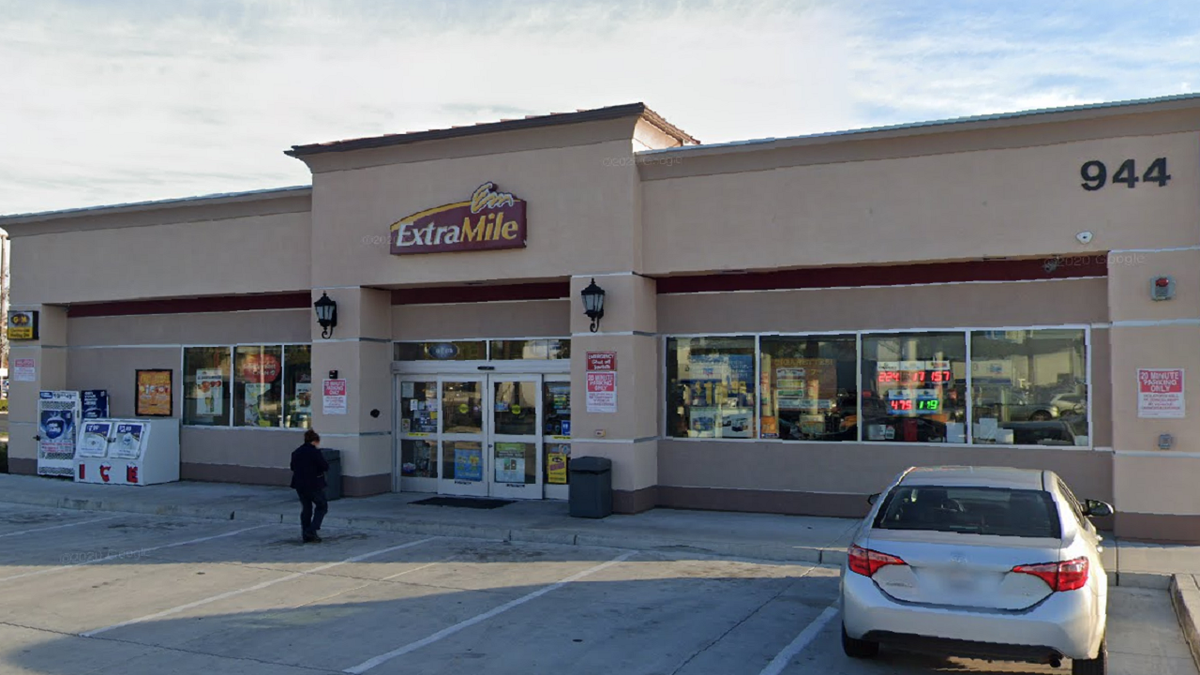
[1,492,846,567]
[1171,574,1200,673]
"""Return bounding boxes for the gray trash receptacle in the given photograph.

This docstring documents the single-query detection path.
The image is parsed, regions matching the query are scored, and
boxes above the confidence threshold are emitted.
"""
[322,448,343,501]
[569,456,612,518]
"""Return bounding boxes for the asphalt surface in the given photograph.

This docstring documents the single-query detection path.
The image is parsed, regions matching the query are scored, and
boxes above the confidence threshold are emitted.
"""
[0,504,1195,675]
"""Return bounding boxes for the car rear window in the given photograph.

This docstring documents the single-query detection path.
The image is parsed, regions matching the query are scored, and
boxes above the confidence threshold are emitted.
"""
[873,485,1062,538]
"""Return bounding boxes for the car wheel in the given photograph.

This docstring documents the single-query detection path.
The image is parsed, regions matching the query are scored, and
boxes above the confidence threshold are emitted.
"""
[1072,639,1107,675]
[841,624,879,659]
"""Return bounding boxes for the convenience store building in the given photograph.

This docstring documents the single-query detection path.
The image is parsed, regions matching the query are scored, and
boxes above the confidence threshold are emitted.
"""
[4,95,1200,542]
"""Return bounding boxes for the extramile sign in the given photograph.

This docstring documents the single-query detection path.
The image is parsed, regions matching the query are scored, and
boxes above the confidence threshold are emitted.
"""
[389,182,527,255]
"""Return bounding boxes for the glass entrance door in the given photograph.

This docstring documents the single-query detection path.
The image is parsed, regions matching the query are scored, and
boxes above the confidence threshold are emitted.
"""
[438,377,488,497]
[395,374,549,499]
[489,377,542,500]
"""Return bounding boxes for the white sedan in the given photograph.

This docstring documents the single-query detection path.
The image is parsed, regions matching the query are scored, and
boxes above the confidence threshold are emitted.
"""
[840,465,1112,675]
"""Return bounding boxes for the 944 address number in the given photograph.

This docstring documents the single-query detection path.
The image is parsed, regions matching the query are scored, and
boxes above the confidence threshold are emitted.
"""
[1080,157,1171,191]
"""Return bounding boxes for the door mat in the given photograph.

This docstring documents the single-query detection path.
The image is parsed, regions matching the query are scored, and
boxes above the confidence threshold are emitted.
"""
[411,496,515,509]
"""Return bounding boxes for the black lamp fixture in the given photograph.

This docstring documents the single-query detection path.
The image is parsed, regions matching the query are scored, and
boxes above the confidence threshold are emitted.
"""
[314,292,338,339]
[580,278,606,333]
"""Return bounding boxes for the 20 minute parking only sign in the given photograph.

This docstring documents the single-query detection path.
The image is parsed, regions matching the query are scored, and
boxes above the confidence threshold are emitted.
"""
[1137,368,1184,419]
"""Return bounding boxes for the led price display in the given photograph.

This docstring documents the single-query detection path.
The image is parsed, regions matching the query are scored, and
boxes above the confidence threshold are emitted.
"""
[876,360,953,385]
[885,389,941,415]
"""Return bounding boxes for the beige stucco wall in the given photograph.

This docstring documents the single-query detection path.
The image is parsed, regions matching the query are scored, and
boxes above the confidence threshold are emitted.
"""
[180,427,303,469]
[67,310,310,347]
[658,440,1113,503]
[641,130,1200,275]
[658,277,1107,334]
[392,299,570,341]
[303,121,643,289]
[10,210,311,305]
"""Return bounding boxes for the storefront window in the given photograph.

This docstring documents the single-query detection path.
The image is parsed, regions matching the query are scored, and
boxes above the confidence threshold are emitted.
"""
[543,380,571,437]
[401,439,438,478]
[760,336,857,441]
[183,347,230,426]
[861,333,967,444]
[666,336,756,439]
[234,345,283,427]
[283,345,312,429]
[970,329,1088,446]
[490,339,571,360]
[399,380,439,434]
[394,341,487,361]
[442,381,483,433]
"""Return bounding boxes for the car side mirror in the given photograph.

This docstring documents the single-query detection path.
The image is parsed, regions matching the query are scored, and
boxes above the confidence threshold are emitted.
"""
[1084,499,1114,518]
[867,493,880,505]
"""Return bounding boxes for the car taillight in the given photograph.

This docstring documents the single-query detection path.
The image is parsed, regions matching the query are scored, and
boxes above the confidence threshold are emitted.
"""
[847,545,906,577]
[1011,557,1089,592]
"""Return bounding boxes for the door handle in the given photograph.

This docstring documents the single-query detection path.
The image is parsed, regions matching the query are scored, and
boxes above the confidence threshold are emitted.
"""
[33,435,42,441]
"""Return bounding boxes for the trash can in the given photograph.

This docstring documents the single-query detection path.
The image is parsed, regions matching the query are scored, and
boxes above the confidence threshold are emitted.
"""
[322,448,343,501]
[568,456,612,518]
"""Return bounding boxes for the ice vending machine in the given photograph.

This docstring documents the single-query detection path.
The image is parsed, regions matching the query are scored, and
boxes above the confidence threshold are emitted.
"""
[75,418,180,486]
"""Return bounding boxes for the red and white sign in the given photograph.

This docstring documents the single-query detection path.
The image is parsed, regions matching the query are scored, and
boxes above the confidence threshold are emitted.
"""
[323,379,348,415]
[586,351,617,371]
[240,353,280,383]
[13,357,36,382]
[1138,368,1185,419]
[586,372,617,414]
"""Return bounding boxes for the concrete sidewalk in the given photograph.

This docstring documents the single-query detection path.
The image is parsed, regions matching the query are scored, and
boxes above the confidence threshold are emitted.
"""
[0,472,1197,670]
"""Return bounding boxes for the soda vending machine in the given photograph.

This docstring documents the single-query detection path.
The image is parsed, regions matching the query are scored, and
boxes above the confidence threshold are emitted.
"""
[75,418,180,486]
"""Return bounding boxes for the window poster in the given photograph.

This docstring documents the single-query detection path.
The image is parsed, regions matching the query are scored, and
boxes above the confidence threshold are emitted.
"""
[244,382,272,426]
[454,445,483,482]
[495,443,526,483]
[546,444,570,485]
[195,368,224,416]
[136,369,173,417]
[294,382,313,414]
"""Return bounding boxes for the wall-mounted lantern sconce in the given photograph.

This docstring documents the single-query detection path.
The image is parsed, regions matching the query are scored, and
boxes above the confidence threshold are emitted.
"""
[580,278,606,333]
[314,292,338,339]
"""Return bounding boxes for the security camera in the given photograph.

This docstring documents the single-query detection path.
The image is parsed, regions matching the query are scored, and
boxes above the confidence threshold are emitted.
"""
[1076,231,1093,245]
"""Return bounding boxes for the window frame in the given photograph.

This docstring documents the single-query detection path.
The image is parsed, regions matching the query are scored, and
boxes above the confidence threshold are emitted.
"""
[660,324,1092,449]
[181,342,312,430]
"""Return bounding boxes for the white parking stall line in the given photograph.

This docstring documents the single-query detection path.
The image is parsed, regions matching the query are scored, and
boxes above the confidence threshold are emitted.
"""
[294,556,458,610]
[0,524,272,584]
[82,536,439,637]
[0,515,122,539]
[757,603,840,675]
[344,550,639,674]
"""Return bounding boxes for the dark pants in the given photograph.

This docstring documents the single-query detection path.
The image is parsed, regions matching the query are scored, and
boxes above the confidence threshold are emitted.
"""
[297,488,328,537]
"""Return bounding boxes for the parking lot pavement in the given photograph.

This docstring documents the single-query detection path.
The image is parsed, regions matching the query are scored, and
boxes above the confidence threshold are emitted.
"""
[0,506,1195,675]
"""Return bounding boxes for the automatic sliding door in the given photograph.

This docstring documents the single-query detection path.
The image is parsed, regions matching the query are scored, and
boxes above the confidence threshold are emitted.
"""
[438,377,488,497]
[489,376,542,499]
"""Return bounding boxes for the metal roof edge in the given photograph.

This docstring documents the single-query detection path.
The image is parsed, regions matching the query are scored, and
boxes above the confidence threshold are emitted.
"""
[0,185,313,224]
[638,91,1200,157]
[285,102,698,157]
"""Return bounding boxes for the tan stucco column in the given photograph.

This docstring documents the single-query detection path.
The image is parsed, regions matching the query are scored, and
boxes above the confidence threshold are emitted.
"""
[1107,249,1200,542]
[569,273,659,513]
[309,287,393,496]
[7,305,68,475]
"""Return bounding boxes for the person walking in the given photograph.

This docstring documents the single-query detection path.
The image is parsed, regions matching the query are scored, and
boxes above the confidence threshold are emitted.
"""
[290,429,329,543]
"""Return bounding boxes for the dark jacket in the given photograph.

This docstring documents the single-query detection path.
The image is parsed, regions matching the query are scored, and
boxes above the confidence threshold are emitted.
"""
[290,443,329,491]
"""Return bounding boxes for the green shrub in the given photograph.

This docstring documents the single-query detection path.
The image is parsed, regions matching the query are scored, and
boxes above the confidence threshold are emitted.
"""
[0,399,8,412]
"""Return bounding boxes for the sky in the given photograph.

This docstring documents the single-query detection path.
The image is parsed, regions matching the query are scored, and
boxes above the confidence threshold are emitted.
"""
[1,0,1198,215]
